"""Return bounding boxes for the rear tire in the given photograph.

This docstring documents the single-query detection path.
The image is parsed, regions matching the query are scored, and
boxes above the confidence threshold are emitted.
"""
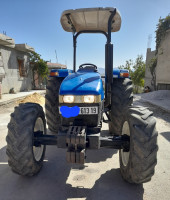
[119,106,158,184]
[45,77,64,133]
[6,103,46,176]
[109,78,133,135]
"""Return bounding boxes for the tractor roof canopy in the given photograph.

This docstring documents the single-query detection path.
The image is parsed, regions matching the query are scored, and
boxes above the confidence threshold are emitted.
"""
[60,7,121,33]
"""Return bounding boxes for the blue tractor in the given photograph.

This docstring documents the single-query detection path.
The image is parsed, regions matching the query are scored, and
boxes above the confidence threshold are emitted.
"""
[6,8,158,184]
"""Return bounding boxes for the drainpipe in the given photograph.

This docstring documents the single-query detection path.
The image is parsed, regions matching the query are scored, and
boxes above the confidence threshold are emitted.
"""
[0,52,5,99]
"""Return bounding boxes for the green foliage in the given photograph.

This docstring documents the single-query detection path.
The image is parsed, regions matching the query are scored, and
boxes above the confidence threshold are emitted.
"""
[132,55,145,93]
[148,57,157,76]
[148,57,157,90]
[29,51,41,63]
[29,51,48,80]
[118,55,145,94]
[155,14,170,54]
[36,59,49,79]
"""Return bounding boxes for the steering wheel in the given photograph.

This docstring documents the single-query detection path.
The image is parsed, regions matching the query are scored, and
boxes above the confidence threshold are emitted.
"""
[79,63,97,70]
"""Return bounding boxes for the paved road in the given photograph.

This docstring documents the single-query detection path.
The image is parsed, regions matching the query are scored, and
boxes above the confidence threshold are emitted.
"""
[0,98,170,200]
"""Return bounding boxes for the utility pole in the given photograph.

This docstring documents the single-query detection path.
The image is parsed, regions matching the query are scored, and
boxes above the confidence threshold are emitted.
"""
[55,50,58,63]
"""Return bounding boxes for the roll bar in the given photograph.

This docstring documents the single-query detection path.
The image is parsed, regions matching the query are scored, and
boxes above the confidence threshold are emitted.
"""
[65,8,117,107]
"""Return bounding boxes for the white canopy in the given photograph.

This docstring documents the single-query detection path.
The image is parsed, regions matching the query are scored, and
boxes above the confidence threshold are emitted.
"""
[60,7,121,33]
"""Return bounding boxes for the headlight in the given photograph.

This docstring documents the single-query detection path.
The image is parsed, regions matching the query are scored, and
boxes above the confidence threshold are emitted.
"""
[83,95,95,103]
[59,95,101,103]
[63,95,74,103]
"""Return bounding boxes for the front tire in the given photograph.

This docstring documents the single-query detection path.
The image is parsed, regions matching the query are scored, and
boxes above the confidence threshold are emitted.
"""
[6,103,46,176]
[119,106,158,184]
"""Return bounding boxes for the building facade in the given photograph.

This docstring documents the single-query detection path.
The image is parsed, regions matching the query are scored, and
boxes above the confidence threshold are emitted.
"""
[145,30,170,90]
[0,34,34,96]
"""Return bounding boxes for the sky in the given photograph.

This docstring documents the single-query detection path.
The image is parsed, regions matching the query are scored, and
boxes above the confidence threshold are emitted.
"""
[0,0,170,70]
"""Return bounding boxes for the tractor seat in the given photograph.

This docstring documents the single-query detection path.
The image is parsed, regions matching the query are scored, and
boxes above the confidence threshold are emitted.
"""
[77,66,98,72]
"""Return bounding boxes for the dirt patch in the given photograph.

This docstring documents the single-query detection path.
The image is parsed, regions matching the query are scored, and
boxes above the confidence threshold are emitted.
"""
[17,92,45,105]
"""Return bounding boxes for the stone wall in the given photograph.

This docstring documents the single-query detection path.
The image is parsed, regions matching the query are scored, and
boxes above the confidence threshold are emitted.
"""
[156,30,170,90]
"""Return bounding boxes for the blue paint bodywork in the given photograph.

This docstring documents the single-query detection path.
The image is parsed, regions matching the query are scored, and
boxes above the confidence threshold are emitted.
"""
[50,69,73,77]
[59,71,104,100]
[52,67,129,101]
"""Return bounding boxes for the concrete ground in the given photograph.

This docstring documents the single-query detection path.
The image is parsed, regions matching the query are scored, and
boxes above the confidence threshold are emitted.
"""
[0,97,170,200]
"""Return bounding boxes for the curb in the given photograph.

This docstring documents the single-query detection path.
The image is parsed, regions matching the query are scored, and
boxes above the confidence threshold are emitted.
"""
[0,91,46,107]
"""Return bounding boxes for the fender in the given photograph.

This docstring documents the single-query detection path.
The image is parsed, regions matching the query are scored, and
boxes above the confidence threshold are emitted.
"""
[113,68,130,78]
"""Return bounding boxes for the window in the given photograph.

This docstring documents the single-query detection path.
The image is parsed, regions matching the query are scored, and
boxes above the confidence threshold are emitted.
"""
[18,59,27,77]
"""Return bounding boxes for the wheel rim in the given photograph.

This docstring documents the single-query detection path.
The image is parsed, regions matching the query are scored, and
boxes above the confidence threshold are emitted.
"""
[33,117,45,161]
[121,121,130,166]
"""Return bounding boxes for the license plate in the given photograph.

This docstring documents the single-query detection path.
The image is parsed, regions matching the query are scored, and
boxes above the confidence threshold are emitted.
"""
[59,106,98,115]
[79,107,98,115]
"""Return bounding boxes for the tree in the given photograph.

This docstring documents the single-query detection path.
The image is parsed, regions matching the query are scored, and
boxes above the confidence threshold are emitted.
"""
[132,55,145,93]
[118,55,145,93]
[118,59,133,77]
[29,51,49,88]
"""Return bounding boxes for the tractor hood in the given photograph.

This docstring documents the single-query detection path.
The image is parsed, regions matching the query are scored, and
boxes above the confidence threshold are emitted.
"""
[59,72,104,100]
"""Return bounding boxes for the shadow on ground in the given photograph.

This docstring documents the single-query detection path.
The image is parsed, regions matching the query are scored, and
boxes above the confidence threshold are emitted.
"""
[66,169,144,200]
[86,128,118,163]
[161,131,170,142]
[0,128,144,200]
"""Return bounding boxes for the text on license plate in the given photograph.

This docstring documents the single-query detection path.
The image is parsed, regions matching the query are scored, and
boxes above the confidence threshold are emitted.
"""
[79,107,98,114]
